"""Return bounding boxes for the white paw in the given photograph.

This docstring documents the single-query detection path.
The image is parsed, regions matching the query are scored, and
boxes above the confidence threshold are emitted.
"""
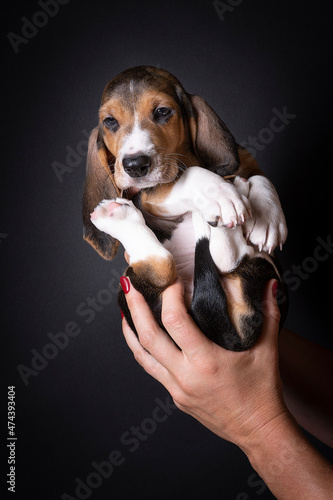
[243,176,288,253]
[192,174,252,228]
[90,198,170,264]
[90,198,145,238]
[244,210,288,253]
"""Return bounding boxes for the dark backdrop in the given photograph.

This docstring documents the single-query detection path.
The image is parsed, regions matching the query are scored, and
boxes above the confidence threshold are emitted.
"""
[2,1,332,499]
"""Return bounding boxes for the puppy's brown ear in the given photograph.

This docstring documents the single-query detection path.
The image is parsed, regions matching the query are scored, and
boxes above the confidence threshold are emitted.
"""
[237,145,262,178]
[181,93,240,176]
[82,127,120,260]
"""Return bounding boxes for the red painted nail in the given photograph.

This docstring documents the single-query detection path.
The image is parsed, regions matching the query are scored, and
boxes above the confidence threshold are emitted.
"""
[272,280,278,299]
[120,310,124,319]
[120,276,130,294]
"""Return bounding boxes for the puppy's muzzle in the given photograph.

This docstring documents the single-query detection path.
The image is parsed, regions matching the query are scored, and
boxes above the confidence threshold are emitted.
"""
[122,154,151,178]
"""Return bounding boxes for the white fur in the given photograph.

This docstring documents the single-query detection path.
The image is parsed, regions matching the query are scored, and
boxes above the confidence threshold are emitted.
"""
[155,167,252,227]
[91,199,171,265]
[209,225,255,273]
[191,210,211,240]
[119,114,154,160]
[116,114,162,189]
[156,168,287,255]
[191,210,254,273]
[90,168,287,288]
[242,175,288,253]
[164,213,196,305]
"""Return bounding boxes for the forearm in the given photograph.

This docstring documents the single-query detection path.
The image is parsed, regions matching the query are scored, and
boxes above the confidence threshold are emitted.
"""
[243,414,333,500]
[279,328,333,447]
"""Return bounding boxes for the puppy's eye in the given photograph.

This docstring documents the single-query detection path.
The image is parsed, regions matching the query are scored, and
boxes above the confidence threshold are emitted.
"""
[154,107,174,122]
[155,107,171,117]
[103,116,118,130]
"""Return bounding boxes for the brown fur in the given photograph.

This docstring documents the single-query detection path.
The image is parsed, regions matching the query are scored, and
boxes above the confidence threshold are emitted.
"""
[131,256,177,289]
[236,146,262,179]
[82,128,120,259]
[221,276,251,339]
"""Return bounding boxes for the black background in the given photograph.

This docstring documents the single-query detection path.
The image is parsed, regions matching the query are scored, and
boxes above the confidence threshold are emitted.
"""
[2,1,333,499]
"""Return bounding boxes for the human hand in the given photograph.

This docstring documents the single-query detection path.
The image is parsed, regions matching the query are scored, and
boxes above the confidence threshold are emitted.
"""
[121,277,291,453]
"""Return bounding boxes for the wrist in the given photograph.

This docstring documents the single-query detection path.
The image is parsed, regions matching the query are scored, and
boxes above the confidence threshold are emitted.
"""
[238,408,333,500]
[240,407,300,469]
[237,399,293,453]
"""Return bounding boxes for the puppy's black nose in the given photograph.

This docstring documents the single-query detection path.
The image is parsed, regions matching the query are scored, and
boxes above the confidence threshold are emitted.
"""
[122,155,151,178]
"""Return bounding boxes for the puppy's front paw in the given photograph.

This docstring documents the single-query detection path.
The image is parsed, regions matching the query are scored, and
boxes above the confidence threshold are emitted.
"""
[196,177,252,228]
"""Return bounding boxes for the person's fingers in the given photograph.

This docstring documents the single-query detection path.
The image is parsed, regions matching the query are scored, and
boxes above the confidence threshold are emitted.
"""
[122,277,182,370]
[161,280,213,359]
[122,318,174,388]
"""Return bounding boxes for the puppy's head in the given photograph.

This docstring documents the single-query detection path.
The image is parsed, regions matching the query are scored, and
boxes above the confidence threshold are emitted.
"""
[83,66,240,259]
[99,66,196,191]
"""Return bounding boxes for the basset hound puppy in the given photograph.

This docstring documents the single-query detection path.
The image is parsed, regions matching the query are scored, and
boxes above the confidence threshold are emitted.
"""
[82,66,288,351]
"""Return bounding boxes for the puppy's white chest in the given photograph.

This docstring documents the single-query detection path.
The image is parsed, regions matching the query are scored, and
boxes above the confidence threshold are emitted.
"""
[163,214,196,301]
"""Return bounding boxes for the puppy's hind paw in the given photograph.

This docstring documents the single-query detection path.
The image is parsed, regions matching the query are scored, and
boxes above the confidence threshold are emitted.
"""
[90,198,145,236]
[91,200,121,220]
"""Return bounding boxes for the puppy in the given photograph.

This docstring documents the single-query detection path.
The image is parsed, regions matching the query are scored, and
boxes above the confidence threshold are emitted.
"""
[82,66,287,351]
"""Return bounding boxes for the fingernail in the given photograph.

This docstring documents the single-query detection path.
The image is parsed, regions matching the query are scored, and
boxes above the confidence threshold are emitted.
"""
[120,310,124,319]
[272,280,278,299]
[120,276,130,294]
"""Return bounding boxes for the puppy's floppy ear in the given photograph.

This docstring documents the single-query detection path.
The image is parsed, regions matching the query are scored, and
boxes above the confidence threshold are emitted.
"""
[82,127,120,260]
[180,92,239,176]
